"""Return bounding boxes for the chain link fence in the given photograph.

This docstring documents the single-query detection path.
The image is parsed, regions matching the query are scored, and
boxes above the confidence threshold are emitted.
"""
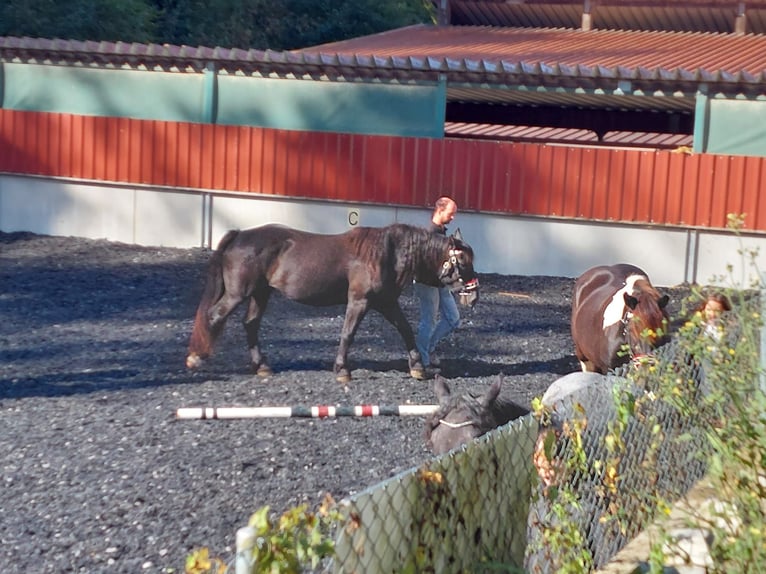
[236,340,719,573]
[333,415,539,573]
[526,348,711,572]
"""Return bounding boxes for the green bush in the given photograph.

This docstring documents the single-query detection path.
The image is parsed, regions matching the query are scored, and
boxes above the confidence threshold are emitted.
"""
[244,494,342,573]
[185,494,342,574]
[646,279,766,573]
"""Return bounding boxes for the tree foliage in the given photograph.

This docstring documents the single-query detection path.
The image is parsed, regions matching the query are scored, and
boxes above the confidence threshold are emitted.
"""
[0,0,433,49]
[0,0,160,43]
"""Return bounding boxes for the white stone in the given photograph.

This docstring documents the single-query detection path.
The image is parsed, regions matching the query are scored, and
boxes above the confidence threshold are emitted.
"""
[663,528,713,569]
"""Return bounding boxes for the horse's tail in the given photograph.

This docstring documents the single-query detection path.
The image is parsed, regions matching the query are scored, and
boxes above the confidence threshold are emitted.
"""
[186,230,239,369]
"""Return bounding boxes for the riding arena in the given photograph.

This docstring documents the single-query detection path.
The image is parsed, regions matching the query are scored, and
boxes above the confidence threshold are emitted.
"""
[3,229,711,572]
[3,4,766,570]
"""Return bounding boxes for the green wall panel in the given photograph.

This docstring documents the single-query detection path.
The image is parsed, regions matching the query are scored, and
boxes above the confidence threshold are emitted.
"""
[216,75,445,137]
[0,63,447,138]
[1,62,205,122]
[706,98,766,157]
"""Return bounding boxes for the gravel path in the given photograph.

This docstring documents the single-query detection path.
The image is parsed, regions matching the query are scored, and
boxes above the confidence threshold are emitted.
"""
[0,231,685,573]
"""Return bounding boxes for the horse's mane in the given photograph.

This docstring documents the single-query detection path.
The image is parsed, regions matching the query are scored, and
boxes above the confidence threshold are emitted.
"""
[345,224,442,258]
[372,224,456,287]
[386,223,449,252]
[387,223,474,274]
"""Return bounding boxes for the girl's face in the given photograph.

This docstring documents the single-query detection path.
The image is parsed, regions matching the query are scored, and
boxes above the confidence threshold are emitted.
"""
[704,299,725,322]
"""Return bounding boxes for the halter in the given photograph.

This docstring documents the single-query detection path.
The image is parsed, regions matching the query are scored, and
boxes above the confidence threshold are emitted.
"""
[438,419,475,429]
[619,309,634,341]
[440,248,462,280]
[620,309,643,359]
[440,248,480,293]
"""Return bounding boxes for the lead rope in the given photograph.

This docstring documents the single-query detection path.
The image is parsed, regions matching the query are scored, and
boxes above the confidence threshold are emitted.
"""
[621,310,637,358]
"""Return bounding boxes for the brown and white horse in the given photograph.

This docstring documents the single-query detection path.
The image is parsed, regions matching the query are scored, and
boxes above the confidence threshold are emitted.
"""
[571,264,670,374]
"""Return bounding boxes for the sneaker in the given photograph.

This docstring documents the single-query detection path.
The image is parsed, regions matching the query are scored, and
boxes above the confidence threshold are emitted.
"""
[430,354,441,367]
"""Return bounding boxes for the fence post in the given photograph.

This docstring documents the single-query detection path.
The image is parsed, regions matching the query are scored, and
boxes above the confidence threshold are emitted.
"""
[235,526,256,574]
[202,62,218,124]
[761,278,766,393]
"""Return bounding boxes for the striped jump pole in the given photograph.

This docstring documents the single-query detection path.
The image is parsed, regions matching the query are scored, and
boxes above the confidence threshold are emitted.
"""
[176,404,439,420]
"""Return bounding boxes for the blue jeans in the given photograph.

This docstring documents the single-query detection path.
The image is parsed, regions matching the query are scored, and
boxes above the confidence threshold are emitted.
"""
[414,282,460,367]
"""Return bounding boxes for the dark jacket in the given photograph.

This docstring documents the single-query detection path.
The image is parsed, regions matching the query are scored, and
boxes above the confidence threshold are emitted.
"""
[429,222,447,236]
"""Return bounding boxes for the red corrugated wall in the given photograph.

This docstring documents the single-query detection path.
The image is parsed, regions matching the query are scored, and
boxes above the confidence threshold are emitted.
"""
[2,108,765,232]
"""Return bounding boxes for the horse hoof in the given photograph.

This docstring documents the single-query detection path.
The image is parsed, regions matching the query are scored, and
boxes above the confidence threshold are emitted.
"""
[336,371,351,385]
[186,353,202,369]
[410,368,426,380]
[256,365,273,377]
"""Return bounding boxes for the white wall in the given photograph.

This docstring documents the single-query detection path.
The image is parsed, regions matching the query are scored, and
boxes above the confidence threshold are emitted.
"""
[2,174,763,289]
[0,176,204,247]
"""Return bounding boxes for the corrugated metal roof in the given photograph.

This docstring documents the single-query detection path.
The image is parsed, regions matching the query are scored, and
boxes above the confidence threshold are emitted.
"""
[444,121,694,148]
[300,24,766,109]
[305,25,766,80]
[441,0,766,34]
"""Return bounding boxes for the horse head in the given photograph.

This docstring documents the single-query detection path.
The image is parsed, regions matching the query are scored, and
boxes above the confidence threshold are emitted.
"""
[442,228,479,307]
[623,287,670,360]
[572,264,671,374]
[424,375,529,455]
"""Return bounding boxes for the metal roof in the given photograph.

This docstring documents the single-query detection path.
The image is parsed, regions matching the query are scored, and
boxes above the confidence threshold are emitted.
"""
[304,25,766,79]
[445,121,693,148]
[302,25,766,100]
[440,0,766,34]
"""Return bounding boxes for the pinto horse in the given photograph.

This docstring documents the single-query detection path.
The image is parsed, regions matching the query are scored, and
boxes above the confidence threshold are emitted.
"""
[424,375,529,454]
[571,263,670,374]
[186,223,480,383]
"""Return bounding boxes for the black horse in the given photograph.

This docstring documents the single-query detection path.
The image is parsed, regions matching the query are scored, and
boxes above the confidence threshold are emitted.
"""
[571,263,670,374]
[424,375,529,455]
[186,223,479,383]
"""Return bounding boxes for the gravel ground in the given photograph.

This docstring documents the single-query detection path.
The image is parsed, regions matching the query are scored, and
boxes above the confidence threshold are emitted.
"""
[0,231,687,573]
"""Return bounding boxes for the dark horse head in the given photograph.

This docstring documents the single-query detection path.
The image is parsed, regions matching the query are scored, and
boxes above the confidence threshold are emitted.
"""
[571,263,670,374]
[424,227,479,308]
[424,375,529,455]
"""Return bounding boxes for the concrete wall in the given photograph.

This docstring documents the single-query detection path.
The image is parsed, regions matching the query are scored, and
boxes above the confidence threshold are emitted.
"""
[2,173,763,288]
